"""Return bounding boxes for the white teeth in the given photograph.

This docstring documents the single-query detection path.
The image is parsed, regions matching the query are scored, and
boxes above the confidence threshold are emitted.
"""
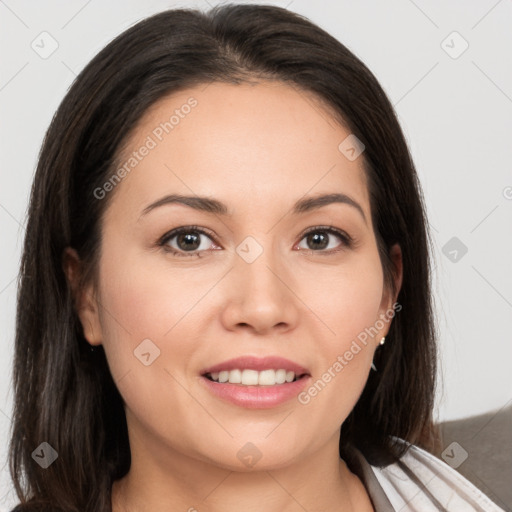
[228,369,242,383]
[258,369,275,386]
[275,369,286,384]
[241,369,259,385]
[206,369,301,385]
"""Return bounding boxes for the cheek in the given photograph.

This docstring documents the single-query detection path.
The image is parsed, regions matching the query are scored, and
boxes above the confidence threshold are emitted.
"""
[94,240,205,388]
[298,254,384,416]
[315,253,385,345]
[97,236,207,338]
[94,244,207,437]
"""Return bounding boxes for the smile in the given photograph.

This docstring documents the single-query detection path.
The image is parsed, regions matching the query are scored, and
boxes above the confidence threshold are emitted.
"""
[204,368,305,386]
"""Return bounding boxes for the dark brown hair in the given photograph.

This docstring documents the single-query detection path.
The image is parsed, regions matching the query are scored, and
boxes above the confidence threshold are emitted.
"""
[9,3,439,511]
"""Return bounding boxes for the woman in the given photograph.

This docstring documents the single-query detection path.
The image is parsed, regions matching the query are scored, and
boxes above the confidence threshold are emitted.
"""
[8,3,506,511]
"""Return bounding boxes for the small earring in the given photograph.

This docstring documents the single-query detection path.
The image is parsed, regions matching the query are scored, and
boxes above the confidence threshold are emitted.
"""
[371,337,387,371]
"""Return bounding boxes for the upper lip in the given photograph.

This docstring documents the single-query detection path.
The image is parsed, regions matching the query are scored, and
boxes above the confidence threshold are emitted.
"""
[201,356,310,376]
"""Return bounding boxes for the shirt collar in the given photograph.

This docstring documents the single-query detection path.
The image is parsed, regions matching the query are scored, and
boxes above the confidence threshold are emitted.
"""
[343,445,395,512]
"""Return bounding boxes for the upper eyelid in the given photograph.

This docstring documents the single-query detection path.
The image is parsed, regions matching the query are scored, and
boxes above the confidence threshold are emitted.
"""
[160,225,215,244]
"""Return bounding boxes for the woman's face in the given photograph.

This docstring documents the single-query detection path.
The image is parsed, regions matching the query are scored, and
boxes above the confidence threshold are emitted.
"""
[73,80,401,471]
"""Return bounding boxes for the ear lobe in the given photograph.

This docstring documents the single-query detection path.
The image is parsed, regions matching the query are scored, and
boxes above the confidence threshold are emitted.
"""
[62,247,103,346]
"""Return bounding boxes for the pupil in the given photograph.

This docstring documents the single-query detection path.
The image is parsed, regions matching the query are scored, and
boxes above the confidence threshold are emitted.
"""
[178,232,200,251]
[309,232,328,250]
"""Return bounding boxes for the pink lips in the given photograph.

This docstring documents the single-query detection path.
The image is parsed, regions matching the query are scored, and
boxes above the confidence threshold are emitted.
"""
[199,355,311,409]
[200,355,310,376]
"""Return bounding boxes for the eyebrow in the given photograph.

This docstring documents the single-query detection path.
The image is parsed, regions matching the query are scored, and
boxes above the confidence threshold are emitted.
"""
[139,192,367,224]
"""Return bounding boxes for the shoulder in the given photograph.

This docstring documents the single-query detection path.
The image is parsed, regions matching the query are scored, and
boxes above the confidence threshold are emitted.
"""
[369,438,506,511]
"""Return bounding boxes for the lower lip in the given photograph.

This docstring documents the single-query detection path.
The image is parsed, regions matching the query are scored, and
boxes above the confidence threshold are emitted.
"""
[200,375,311,409]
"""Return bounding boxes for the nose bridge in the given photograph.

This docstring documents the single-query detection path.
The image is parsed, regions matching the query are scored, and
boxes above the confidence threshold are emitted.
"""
[222,232,298,332]
[235,232,288,298]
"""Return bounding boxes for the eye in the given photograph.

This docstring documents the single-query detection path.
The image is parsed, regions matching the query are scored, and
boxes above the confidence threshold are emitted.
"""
[296,226,353,254]
[158,225,218,258]
[158,224,354,258]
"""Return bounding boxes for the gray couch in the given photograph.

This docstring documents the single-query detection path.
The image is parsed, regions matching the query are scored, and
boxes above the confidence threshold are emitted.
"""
[434,404,512,511]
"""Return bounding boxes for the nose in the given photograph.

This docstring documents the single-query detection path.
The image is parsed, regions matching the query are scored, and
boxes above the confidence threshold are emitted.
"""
[220,240,300,335]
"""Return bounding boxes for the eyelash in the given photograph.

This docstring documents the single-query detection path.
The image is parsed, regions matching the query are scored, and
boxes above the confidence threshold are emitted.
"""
[157,225,354,259]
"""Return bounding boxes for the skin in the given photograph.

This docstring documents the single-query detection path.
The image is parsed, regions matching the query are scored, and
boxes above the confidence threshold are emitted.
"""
[64,80,402,512]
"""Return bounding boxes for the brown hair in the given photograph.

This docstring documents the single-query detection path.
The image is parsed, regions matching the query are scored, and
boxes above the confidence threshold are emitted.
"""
[9,3,439,511]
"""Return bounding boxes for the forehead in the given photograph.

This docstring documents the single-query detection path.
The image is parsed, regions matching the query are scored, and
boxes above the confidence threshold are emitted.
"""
[107,80,370,222]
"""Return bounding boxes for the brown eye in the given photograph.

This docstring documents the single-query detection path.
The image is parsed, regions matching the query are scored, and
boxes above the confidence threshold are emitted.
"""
[175,231,202,251]
[297,226,353,254]
[305,231,330,250]
[159,226,217,258]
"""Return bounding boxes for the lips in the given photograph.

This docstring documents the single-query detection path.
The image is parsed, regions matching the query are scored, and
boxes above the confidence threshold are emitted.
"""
[200,355,310,377]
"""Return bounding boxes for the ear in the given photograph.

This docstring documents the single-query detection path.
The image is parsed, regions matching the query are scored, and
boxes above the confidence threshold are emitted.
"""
[62,247,103,346]
[389,243,403,304]
[378,243,403,319]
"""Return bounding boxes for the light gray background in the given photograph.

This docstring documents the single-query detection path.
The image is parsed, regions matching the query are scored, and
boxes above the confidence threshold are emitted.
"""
[1,0,511,509]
